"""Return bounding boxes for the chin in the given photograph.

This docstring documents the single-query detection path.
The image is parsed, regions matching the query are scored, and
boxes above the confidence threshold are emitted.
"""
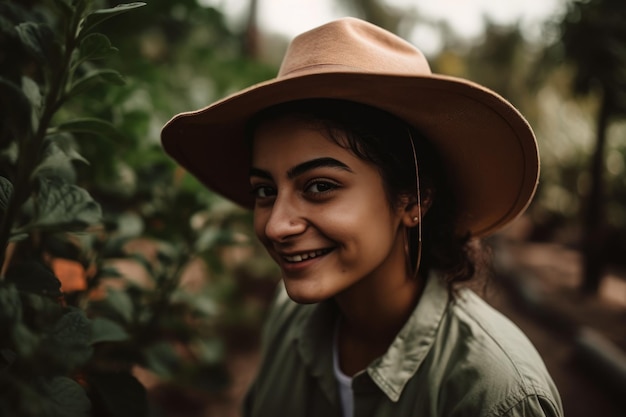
[283,282,330,305]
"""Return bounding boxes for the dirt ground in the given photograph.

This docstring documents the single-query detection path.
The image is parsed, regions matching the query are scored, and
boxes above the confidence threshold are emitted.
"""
[487,240,626,417]
[487,241,626,417]
[152,240,626,417]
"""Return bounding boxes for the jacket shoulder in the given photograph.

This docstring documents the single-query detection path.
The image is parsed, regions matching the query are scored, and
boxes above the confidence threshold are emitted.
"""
[432,289,563,417]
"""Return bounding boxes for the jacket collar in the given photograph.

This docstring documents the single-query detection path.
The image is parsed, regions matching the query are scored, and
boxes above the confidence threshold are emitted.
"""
[366,274,449,401]
[294,273,450,403]
[296,297,340,405]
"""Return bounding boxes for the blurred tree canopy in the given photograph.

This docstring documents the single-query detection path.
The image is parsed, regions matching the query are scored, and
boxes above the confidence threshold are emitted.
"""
[554,0,626,293]
[343,0,626,292]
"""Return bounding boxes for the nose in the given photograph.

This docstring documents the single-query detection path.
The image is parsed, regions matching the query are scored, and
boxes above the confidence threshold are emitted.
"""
[263,194,307,242]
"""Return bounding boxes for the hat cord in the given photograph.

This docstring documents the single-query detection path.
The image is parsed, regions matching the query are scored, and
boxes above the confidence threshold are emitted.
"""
[406,129,422,280]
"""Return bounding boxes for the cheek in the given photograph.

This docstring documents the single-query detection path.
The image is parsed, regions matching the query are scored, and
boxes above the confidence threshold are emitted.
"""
[317,200,397,248]
[329,188,395,225]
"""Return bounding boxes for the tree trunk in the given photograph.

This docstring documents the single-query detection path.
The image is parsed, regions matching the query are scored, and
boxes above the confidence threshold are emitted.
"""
[244,0,259,59]
[581,91,610,294]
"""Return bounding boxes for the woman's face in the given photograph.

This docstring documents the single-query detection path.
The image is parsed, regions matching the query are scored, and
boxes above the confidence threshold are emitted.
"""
[250,115,411,304]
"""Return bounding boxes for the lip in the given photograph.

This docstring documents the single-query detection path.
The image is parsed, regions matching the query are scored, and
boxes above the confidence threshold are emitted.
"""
[275,247,335,272]
[281,248,333,262]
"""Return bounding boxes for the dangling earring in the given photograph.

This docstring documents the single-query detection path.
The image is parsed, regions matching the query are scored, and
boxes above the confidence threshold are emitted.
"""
[407,129,423,280]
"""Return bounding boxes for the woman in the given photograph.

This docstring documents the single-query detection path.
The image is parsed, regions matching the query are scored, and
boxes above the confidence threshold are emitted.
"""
[161,17,562,417]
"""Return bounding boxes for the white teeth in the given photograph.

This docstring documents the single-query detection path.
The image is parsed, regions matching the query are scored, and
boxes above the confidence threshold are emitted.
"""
[284,249,330,263]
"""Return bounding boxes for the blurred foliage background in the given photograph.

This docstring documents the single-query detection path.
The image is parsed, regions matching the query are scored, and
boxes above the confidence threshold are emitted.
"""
[89,0,626,291]
[0,0,625,416]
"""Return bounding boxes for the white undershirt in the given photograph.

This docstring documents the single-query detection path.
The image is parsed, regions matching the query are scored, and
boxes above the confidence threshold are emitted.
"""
[333,324,354,417]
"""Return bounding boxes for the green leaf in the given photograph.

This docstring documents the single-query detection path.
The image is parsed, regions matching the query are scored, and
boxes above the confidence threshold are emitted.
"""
[52,0,73,17]
[90,317,129,344]
[37,179,102,227]
[0,284,22,326]
[65,69,125,99]
[0,176,12,212]
[32,136,86,183]
[56,118,128,143]
[0,77,33,140]
[102,289,134,323]
[42,233,83,260]
[21,76,42,112]
[9,233,29,242]
[4,260,62,298]
[1,142,19,165]
[194,226,243,252]
[25,178,102,232]
[79,3,147,36]
[193,338,224,364]
[78,33,118,63]
[95,266,123,279]
[35,376,91,417]
[15,22,54,64]
[171,289,219,317]
[12,322,40,357]
[143,342,181,378]
[48,308,93,369]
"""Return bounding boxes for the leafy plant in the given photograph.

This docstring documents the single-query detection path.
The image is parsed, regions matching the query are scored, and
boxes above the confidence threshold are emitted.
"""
[0,1,229,416]
[0,1,283,415]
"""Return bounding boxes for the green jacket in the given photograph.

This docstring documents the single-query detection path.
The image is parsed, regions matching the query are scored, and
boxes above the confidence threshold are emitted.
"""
[244,274,563,417]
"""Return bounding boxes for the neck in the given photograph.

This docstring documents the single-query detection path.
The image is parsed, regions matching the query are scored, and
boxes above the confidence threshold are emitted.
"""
[333,237,424,375]
[335,229,422,339]
[336,274,421,342]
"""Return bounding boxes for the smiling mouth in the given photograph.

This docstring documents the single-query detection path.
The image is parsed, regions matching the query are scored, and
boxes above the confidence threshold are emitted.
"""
[282,248,334,263]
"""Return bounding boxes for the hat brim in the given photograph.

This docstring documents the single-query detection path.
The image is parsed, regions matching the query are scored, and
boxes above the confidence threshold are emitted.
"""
[161,72,539,238]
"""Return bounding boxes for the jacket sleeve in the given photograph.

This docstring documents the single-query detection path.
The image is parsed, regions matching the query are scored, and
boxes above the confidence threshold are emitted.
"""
[241,282,299,417]
[498,393,563,417]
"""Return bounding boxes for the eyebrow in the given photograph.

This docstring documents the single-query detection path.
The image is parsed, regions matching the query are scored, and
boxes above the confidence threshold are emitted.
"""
[249,157,353,180]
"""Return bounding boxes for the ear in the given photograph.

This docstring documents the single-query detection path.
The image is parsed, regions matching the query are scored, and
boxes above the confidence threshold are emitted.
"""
[399,190,433,228]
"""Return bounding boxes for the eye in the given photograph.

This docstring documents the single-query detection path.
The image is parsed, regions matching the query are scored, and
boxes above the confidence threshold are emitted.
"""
[251,185,276,199]
[304,180,338,195]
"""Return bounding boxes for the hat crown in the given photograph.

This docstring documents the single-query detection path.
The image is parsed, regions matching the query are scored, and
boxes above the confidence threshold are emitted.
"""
[162,17,538,238]
[278,17,432,78]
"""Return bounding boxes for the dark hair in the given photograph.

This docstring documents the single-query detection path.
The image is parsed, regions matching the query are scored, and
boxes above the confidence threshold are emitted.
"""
[247,99,480,290]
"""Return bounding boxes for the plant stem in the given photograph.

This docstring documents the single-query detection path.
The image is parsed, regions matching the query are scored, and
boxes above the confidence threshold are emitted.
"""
[0,7,81,274]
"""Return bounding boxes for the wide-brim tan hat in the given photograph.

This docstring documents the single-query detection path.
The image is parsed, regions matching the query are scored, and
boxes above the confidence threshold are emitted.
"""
[161,17,539,238]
